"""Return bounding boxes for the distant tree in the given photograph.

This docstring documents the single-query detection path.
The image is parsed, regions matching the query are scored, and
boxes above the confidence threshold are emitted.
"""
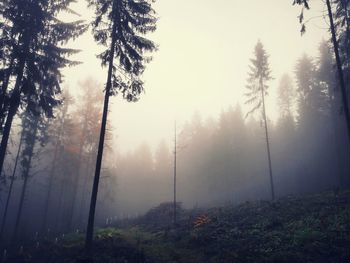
[13,110,48,242]
[277,74,295,121]
[85,0,157,252]
[173,123,177,225]
[0,129,23,242]
[154,140,171,177]
[208,106,248,203]
[77,87,105,228]
[295,54,327,125]
[317,40,350,186]
[293,0,350,145]
[0,0,85,178]
[294,53,336,191]
[334,0,350,80]
[41,89,74,234]
[317,41,337,101]
[154,140,171,205]
[66,79,104,232]
[245,40,275,200]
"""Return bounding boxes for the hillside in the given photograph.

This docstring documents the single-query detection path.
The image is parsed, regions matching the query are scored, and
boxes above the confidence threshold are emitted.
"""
[4,190,350,263]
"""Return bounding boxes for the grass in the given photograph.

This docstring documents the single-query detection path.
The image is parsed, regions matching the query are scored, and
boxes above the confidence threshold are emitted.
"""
[3,190,350,262]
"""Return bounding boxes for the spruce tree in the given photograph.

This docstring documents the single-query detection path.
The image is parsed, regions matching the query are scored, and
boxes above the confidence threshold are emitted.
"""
[84,0,157,254]
[245,40,275,200]
[0,0,85,177]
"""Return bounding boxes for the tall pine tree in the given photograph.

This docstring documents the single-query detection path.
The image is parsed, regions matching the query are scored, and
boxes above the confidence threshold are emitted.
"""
[84,0,157,254]
[245,40,275,200]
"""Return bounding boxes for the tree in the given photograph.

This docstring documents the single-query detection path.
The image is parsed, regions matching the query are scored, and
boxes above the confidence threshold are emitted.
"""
[245,40,275,200]
[85,0,157,254]
[0,3,16,128]
[293,0,350,147]
[295,54,327,126]
[173,123,177,225]
[317,40,350,186]
[154,140,171,204]
[0,0,85,178]
[277,74,295,120]
[0,129,23,242]
[154,140,171,178]
[294,53,335,191]
[41,89,74,235]
[12,110,48,242]
[334,0,350,81]
[66,79,103,232]
[76,83,105,228]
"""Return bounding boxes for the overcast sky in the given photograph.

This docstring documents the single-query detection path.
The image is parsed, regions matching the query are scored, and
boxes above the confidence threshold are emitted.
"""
[61,0,329,154]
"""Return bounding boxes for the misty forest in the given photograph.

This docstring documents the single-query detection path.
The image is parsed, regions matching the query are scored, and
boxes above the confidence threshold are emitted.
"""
[1,0,350,262]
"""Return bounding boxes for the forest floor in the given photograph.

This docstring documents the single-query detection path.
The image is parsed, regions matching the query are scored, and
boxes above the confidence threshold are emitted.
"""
[4,190,350,263]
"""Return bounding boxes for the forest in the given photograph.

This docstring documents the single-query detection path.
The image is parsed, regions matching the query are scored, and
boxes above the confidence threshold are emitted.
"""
[0,0,350,262]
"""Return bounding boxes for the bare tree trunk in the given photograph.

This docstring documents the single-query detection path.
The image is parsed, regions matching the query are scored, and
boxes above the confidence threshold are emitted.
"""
[12,117,38,243]
[261,80,275,200]
[0,130,23,242]
[326,0,350,145]
[84,2,117,254]
[78,152,93,228]
[54,153,67,234]
[173,122,177,226]
[41,139,60,234]
[67,120,87,231]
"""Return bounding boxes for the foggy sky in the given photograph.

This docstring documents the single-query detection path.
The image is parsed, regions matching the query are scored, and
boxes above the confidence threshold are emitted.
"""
[61,0,328,154]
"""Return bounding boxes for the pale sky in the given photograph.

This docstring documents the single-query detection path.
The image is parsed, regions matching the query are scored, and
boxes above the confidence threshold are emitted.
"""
[61,0,329,154]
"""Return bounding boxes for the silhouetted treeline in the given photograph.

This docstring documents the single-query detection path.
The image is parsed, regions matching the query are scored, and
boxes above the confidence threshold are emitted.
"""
[0,0,350,255]
[114,40,350,214]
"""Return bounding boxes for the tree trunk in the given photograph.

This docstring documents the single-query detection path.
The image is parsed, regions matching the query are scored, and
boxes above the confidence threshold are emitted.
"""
[0,34,30,176]
[12,117,39,243]
[173,122,177,226]
[0,85,22,177]
[84,2,117,253]
[67,119,87,231]
[41,139,60,235]
[0,130,23,242]
[326,0,350,147]
[78,152,93,228]
[261,80,275,200]
[0,57,15,127]
[54,150,67,234]
[0,29,16,126]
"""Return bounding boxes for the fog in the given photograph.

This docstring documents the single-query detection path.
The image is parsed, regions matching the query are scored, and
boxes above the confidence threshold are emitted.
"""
[62,0,328,153]
[1,0,350,258]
